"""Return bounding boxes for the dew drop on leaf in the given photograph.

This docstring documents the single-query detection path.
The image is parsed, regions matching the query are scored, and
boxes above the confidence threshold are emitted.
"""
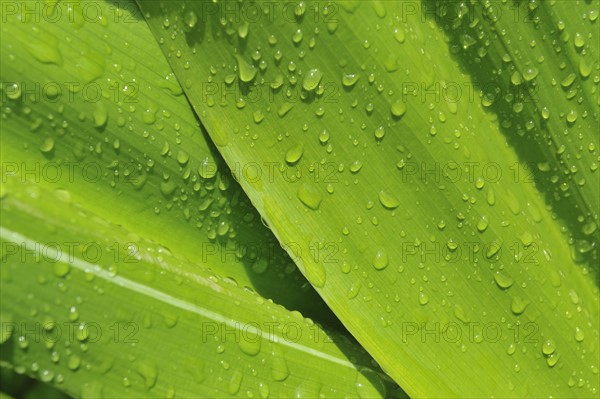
[372,249,389,270]
[302,68,323,91]
[378,190,400,209]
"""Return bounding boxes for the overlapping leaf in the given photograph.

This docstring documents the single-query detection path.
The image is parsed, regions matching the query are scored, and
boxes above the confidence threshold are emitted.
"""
[0,1,402,397]
[138,0,599,397]
[1,178,398,398]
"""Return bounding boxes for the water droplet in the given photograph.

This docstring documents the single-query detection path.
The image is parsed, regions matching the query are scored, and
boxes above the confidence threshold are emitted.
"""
[235,55,257,83]
[93,103,108,128]
[372,249,389,270]
[176,150,189,165]
[494,272,514,289]
[68,355,81,370]
[568,289,579,304]
[477,217,489,232]
[374,126,385,140]
[561,73,576,88]
[378,190,400,209]
[391,100,406,118]
[297,184,322,210]
[271,349,289,381]
[579,58,592,78]
[546,353,559,367]
[394,27,405,43]
[198,158,218,179]
[347,280,362,299]
[228,369,243,395]
[135,361,158,388]
[238,22,249,39]
[39,369,54,383]
[27,30,62,65]
[183,11,198,30]
[419,292,429,305]
[319,130,329,144]
[285,144,304,165]
[349,160,363,173]
[574,32,585,48]
[574,327,585,342]
[542,339,556,355]
[302,68,323,92]
[6,82,21,100]
[292,29,303,44]
[258,382,270,399]
[511,296,530,315]
[522,67,539,81]
[305,261,326,288]
[342,73,360,88]
[40,137,55,154]
[511,71,523,85]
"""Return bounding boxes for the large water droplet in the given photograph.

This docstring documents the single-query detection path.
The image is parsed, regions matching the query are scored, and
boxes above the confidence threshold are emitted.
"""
[297,184,322,210]
[342,73,360,88]
[302,68,323,91]
[228,369,243,395]
[511,296,529,315]
[235,55,257,83]
[285,144,304,165]
[494,272,514,289]
[378,190,400,209]
[391,100,406,118]
[542,339,556,355]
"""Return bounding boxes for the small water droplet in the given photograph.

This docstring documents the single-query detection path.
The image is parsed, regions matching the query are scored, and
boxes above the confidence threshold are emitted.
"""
[419,292,429,305]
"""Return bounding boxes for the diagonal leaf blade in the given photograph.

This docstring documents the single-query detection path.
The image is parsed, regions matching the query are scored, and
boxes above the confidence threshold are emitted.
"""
[138,0,600,397]
[0,178,399,398]
[0,0,336,321]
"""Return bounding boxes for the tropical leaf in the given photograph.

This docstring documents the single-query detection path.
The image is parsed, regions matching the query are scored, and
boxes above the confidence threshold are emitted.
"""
[1,178,398,398]
[0,0,338,321]
[0,1,401,398]
[425,0,599,266]
[138,0,599,397]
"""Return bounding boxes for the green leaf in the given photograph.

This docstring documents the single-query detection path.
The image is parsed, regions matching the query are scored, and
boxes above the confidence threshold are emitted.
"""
[0,0,335,322]
[425,0,599,265]
[138,0,599,397]
[1,178,399,398]
[0,1,403,397]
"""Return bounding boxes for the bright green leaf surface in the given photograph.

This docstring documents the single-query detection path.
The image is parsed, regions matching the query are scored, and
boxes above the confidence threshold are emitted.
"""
[0,0,336,321]
[138,1,599,397]
[0,178,400,398]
